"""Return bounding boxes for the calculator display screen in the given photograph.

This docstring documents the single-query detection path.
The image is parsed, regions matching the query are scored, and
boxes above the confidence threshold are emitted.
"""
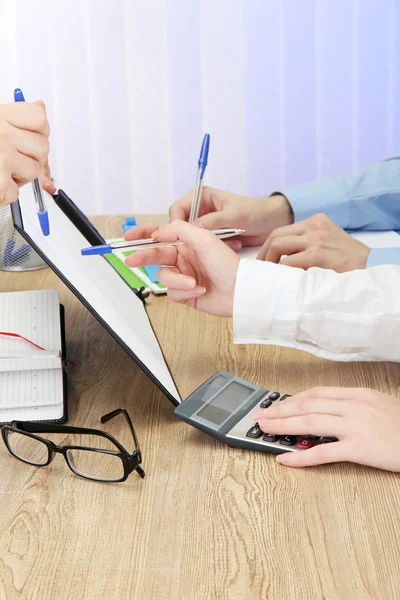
[196,380,254,425]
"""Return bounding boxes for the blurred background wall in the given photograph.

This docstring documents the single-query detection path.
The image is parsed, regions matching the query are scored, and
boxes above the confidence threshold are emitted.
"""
[0,0,399,214]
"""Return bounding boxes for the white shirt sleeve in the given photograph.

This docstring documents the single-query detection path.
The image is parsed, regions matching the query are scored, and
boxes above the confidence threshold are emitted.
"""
[233,258,400,362]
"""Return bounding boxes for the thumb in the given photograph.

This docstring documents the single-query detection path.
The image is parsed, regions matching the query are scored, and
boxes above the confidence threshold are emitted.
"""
[194,211,236,230]
[39,159,56,194]
[34,100,46,110]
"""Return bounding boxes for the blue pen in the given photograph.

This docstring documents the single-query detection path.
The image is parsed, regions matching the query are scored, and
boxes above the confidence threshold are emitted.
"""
[14,88,50,236]
[189,134,210,223]
[81,228,244,256]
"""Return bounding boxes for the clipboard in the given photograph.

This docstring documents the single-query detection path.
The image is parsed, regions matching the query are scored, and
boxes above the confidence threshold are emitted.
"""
[11,187,181,407]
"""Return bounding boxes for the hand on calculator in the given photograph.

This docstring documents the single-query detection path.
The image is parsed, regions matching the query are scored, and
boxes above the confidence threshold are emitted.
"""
[253,387,400,472]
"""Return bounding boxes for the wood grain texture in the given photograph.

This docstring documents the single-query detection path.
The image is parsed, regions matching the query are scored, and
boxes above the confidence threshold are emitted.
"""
[1,215,400,600]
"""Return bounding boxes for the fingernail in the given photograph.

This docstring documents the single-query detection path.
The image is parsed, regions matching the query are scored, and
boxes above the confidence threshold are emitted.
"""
[193,286,206,295]
[276,454,290,464]
[252,411,264,420]
[231,241,242,251]
[254,416,270,425]
[193,220,204,228]
[183,277,196,290]
[152,229,161,239]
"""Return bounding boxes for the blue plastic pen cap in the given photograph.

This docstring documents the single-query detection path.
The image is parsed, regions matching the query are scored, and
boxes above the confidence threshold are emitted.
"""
[81,244,112,256]
[38,211,50,236]
[14,88,25,102]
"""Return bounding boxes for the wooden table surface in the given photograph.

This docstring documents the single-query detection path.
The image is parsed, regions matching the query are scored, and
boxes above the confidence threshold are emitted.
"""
[1,215,400,600]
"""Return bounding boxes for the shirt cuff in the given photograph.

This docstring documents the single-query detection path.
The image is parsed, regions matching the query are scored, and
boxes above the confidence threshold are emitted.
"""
[274,177,350,228]
[366,248,400,267]
[233,258,303,345]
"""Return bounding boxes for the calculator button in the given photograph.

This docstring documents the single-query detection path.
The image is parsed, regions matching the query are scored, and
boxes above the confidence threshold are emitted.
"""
[268,392,280,401]
[246,424,263,439]
[296,437,314,450]
[280,435,297,446]
[260,397,272,409]
[263,433,279,443]
[320,437,338,444]
[279,394,291,401]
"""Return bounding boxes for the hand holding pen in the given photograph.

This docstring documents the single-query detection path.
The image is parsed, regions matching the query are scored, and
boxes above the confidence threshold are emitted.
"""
[124,220,241,318]
[81,227,244,255]
[0,96,53,207]
[81,132,241,257]
[13,88,52,235]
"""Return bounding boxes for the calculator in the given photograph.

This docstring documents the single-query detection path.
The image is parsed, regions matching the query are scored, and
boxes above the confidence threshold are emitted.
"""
[174,370,336,454]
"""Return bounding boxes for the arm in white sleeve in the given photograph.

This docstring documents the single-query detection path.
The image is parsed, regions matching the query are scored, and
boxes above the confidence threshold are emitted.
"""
[233,258,400,362]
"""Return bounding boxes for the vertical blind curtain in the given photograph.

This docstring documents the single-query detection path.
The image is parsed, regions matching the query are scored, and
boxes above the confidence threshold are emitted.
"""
[0,0,399,214]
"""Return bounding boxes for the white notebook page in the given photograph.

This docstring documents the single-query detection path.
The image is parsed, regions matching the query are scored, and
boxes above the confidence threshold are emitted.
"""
[0,289,61,364]
[0,290,64,422]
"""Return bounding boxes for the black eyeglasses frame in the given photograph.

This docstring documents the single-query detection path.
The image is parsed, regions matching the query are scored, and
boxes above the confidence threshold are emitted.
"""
[1,408,145,482]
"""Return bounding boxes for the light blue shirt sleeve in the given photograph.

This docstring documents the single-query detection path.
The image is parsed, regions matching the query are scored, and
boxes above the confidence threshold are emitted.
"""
[278,155,400,230]
[275,155,400,267]
[366,247,400,267]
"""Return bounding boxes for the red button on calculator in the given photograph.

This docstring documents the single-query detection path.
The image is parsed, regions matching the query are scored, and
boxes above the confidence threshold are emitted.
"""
[296,437,314,450]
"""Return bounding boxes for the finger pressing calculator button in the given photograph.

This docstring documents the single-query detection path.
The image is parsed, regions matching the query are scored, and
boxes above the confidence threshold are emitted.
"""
[268,392,280,401]
[279,435,297,446]
[296,436,314,450]
[263,433,279,443]
[246,424,263,439]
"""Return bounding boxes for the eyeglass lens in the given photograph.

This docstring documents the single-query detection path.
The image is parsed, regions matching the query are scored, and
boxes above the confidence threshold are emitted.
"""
[67,448,125,482]
[5,430,125,482]
[5,430,49,466]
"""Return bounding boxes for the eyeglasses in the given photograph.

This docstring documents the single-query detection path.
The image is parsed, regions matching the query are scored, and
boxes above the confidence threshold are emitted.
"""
[1,408,145,483]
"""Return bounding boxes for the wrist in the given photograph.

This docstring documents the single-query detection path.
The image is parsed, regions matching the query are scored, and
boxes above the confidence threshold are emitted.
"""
[342,244,370,272]
[271,193,294,219]
[264,193,294,227]
[356,245,371,270]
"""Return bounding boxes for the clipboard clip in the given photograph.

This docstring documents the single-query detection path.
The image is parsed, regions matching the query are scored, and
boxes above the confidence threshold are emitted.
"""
[133,286,149,304]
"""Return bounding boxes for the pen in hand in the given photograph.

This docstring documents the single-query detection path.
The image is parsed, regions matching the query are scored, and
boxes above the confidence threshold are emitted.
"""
[81,229,245,256]
[14,88,50,236]
[189,134,210,223]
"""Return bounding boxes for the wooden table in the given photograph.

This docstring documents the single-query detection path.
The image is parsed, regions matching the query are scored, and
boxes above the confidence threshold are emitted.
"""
[1,215,400,600]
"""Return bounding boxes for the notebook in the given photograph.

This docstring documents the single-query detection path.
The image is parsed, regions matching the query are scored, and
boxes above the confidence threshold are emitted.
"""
[0,289,67,423]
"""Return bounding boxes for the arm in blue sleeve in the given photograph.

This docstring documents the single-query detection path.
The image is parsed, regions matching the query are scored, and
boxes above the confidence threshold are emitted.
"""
[276,156,400,230]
